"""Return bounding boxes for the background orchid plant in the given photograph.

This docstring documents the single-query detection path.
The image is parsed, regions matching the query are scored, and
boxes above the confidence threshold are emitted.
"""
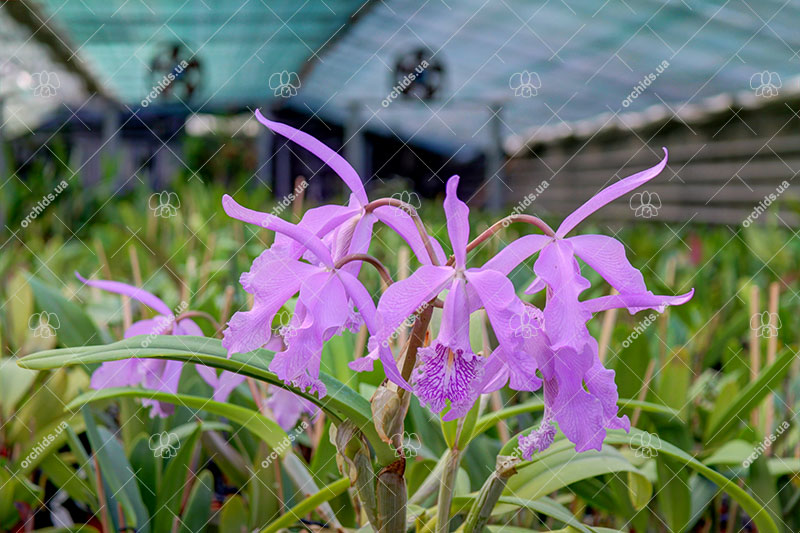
[29,114,797,533]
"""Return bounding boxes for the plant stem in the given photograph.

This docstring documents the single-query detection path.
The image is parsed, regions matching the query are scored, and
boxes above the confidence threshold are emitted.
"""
[335,253,394,286]
[462,456,520,533]
[436,439,463,533]
[447,214,556,267]
[377,458,407,533]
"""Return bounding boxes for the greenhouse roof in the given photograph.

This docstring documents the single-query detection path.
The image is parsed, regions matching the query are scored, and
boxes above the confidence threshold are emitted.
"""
[5,0,800,150]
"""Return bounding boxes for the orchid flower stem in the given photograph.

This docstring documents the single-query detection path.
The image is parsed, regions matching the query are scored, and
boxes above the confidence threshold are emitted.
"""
[462,456,520,533]
[398,303,434,401]
[365,197,441,266]
[436,441,463,533]
[447,214,556,266]
[335,253,394,286]
[175,310,222,333]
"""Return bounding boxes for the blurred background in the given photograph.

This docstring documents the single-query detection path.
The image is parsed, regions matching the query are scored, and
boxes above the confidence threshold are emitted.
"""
[2,0,799,226]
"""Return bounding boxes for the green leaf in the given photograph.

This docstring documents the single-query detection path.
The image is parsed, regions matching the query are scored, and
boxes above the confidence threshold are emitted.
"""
[473,398,678,439]
[82,407,150,533]
[27,275,102,347]
[38,453,96,506]
[20,335,396,465]
[220,495,249,533]
[68,388,292,457]
[0,357,37,418]
[154,424,202,532]
[502,440,650,505]
[261,477,350,533]
[603,428,778,533]
[704,348,794,446]
[179,470,214,533]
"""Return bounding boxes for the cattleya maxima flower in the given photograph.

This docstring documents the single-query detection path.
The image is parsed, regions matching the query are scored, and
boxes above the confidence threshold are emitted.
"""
[366,176,529,420]
[222,113,693,456]
[76,273,245,415]
[480,150,694,455]
[222,113,453,396]
[221,196,411,396]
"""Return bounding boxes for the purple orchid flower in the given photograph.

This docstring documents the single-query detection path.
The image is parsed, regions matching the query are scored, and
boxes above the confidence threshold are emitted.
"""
[76,273,210,417]
[196,365,246,403]
[477,150,693,454]
[254,110,446,267]
[266,386,319,431]
[366,176,528,420]
[220,197,409,397]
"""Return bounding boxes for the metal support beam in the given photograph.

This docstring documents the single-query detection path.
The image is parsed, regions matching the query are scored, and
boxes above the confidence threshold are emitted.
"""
[485,103,505,211]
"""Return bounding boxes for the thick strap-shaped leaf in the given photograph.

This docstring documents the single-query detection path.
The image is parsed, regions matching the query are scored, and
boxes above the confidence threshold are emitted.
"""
[20,335,396,465]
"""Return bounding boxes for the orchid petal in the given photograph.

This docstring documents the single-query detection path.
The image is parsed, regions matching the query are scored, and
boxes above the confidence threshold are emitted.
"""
[223,248,315,355]
[482,234,552,276]
[175,318,203,336]
[124,317,172,338]
[582,289,694,314]
[222,194,334,267]
[276,204,358,258]
[371,265,454,349]
[90,359,142,389]
[76,272,171,316]
[255,110,368,205]
[443,176,470,268]
[337,270,411,390]
[533,240,592,354]
[464,268,525,351]
[556,148,668,237]
[373,205,447,265]
[568,234,647,294]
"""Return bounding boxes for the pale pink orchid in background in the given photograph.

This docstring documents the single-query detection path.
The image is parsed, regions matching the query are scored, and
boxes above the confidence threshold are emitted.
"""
[76,273,245,415]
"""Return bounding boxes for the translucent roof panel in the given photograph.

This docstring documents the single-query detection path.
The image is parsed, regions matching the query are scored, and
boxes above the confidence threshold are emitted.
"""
[292,0,800,152]
[0,9,88,136]
[34,0,370,110]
